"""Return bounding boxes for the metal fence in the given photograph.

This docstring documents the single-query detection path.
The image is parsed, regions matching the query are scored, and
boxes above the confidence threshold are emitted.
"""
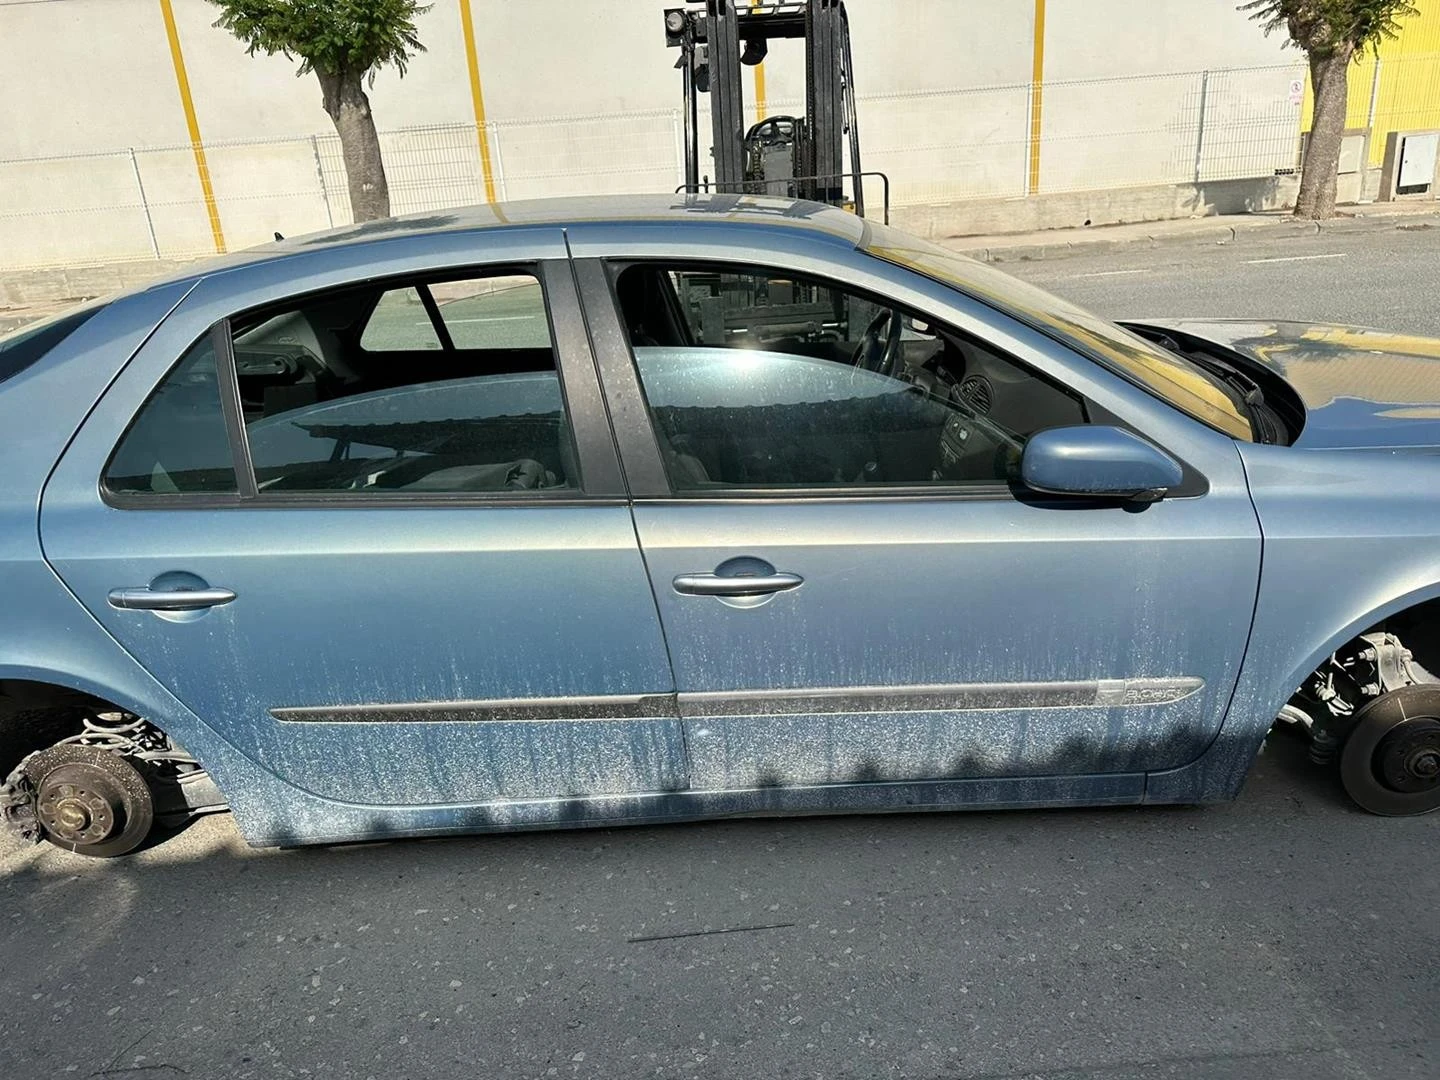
[0,62,1320,271]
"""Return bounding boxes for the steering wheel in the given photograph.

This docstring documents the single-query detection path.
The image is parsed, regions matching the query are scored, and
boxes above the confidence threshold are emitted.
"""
[851,308,902,376]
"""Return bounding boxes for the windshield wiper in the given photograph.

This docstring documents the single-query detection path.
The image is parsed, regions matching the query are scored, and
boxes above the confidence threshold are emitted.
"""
[1148,333,1279,443]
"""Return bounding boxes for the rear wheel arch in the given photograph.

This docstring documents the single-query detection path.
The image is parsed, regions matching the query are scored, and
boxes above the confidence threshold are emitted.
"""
[0,671,212,777]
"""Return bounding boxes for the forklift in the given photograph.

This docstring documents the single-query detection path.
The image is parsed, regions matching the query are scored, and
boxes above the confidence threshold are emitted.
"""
[662,1,890,348]
[663,0,883,219]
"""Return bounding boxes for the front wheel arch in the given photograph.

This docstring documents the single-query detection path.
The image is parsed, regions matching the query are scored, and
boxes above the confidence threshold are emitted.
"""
[1146,583,1440,805]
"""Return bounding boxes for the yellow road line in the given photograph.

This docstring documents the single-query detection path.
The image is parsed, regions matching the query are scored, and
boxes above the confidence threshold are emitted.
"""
[1027,0,1046,196]
[459,0,498,203]
[159,0,225,253]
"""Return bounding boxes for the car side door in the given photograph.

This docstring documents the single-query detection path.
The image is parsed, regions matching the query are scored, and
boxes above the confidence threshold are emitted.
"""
[569,231,1262,797]
[40,234,684,810]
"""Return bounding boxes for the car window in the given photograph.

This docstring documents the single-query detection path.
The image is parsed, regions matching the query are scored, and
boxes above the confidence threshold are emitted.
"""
[358,287,442,351]
[104,334,239,495]
[614,264,1085,492]
[0,301,106,385]
[357,276,552,353]
[430,275,552,350]
[108,268,579,498]
[861,221,1255,441]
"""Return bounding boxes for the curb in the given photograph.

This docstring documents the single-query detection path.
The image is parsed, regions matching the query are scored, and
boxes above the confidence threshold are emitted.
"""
[951,207,1440,264]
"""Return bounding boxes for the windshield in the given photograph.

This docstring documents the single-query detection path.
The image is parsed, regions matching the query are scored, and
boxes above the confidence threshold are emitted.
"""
[862,222,1254,441]
[0,302,106,386]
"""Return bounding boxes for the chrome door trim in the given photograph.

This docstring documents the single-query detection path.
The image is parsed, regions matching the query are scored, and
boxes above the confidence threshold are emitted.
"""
[678,678,1204,717]
[272,693,678,724]
[270,678,1202,724]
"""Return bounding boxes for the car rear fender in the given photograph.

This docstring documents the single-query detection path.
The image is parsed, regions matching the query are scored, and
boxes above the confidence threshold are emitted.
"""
[0,282,196,530]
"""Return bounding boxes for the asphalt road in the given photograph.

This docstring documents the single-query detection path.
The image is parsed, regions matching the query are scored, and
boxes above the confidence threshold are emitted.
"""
[1000,220,1440,333]
[5,224,1440,1080]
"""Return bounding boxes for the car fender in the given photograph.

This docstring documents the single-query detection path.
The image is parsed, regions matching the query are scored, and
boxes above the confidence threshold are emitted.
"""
[1147,443,1440,802]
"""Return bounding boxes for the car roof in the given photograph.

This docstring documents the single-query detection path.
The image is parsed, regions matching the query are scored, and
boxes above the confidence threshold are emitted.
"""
[135,193,869,295]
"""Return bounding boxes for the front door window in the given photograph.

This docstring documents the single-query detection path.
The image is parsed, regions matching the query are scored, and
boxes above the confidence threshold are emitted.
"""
[614,264,1086,493]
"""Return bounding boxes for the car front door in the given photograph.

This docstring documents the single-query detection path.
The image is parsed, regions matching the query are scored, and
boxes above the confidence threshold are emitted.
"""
[40,240,683,809]
[570,238,1261,797]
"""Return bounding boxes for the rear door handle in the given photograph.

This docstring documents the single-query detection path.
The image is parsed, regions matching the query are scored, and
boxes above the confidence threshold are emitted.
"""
[107,587,237,612]
[672,572,804,597]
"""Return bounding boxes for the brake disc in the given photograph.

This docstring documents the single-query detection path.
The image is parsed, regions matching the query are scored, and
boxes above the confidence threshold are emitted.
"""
[19,744,155,857]
[1340,686,1440,817]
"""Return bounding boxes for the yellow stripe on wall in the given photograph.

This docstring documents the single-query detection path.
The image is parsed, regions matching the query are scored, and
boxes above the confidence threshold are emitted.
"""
[158,0,225,253]
[1027,0,1046,195]
[459,0,499,203]
[751,0,767,122]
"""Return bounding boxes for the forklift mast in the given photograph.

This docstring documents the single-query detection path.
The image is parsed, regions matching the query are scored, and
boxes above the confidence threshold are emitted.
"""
[664,0,868,215]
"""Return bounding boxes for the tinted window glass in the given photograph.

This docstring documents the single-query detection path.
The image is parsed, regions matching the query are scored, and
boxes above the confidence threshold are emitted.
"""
[616,265,1084,492]
[105,334,239,494]
[0,303,105,385]
[432,276,551,350]
[237,270,576,495]
[359,287,442,351]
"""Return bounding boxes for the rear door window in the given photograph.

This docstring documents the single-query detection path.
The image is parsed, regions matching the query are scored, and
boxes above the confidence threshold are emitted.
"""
[106,269,580,498]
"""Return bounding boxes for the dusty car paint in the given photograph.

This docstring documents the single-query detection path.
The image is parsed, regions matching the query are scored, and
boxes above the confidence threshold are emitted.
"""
[3,194,1438,847]
[1130,318,1440,448]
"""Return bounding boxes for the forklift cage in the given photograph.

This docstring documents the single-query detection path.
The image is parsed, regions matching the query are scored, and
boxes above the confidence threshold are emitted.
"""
[665,0,871,215]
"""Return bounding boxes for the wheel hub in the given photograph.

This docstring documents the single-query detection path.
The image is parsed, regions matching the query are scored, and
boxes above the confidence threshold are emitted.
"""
[1374,717,1440,793]
[35,766,122,845]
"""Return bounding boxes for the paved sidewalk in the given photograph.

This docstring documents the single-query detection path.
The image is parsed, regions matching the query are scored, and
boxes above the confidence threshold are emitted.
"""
[945,200,1440,263]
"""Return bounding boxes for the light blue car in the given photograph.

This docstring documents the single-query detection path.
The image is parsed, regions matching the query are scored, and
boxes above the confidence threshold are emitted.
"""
[3,194,1438,857]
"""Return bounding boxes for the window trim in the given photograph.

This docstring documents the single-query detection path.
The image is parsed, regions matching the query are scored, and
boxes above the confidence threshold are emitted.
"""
[100,259,625,509]
[212,318,259,498]
[415,284,456,351]
[596,257,1099,502]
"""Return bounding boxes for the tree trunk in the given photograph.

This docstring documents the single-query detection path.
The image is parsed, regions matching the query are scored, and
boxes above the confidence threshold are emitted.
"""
[316,69,391,222]
[1296,48,1353,220]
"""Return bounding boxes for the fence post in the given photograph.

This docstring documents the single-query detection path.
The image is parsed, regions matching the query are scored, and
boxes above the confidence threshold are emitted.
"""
[488,123,509,201]
[310,135,334,228]
[1193,70,1211,185]
[1021,83,1034,197]
[128,148,161,259]
[671,109,685,189]
[1363,57,1383,195]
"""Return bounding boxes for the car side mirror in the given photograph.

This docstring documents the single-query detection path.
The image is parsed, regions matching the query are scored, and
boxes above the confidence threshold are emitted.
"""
[1020,426,1184,501]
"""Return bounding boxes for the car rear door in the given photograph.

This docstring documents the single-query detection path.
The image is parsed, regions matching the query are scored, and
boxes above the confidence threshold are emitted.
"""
[39,235,684,809]
[569,231,1261,797]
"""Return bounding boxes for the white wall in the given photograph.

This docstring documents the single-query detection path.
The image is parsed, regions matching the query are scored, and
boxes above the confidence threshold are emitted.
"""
[0,0,1295,268]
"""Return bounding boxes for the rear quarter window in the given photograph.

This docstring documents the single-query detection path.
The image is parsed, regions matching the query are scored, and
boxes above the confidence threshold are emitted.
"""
[0,304,106,385]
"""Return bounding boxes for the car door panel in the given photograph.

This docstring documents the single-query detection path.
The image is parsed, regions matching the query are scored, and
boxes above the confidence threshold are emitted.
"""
[40,246,684,808]
[40,506,684,804]
[638,497,1256,788]
[571,247,1262,792]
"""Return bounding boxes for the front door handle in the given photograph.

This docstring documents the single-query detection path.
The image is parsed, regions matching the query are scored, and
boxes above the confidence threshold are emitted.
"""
[107,587,237,612]
[672,571,804,597]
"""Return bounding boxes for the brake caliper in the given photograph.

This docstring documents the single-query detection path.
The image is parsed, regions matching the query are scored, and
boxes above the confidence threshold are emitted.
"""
[0,751,45,845]
[1301,632,1422,763]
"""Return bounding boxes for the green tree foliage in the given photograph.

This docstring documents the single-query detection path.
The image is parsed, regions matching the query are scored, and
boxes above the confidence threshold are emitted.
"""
[1240,1,1417,217]
[209,1,432,221]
